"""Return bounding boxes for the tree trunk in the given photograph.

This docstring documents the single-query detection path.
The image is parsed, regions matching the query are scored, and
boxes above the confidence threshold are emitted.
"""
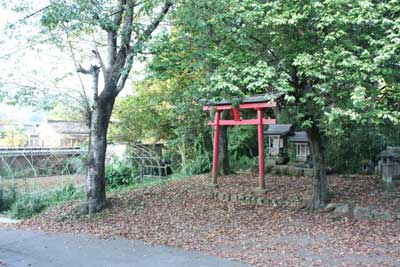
[218,110,232,175]
[82,96,115,214]
[303,124,329,210]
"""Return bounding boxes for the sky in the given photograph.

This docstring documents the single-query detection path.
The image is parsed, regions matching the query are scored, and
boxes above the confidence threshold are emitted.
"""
[0,1,150,124]
[0,1,50,124]
[0,103,45,124]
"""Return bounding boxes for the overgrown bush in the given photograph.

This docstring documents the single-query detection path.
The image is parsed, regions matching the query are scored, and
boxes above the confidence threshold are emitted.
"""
[184,153,211,175]
[230,156,258,171]
[9,184,83,219]
[50,183,83,203]
[105,160,138,188]
[10,192,48,219]
[228,126,258,171]
[325,126,397,173]
[0,184,17,212]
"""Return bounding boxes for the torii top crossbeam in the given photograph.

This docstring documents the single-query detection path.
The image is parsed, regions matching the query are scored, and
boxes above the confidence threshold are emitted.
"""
[203,93,284,192]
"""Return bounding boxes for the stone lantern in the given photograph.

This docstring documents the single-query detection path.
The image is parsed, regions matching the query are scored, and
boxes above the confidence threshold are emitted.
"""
[379,146,400,189]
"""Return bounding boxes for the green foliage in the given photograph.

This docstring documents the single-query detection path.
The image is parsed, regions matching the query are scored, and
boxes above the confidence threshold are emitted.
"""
[105,160,139,189]
[326,125,400,173]
[110,80,175,143]
[10,192,48,219]
[50,183,83,203]
[9,184,83,219]
[183,152,211,175]
[228,126,257,163]
[111,74,212,176]
[231,156,258,171]
[0,184,17,212]
[145,0,400,176]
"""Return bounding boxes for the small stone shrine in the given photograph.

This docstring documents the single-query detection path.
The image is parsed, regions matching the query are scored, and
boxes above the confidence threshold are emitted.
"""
[289,131,311,163]
[264,124,293,164]
[379,146,400,189]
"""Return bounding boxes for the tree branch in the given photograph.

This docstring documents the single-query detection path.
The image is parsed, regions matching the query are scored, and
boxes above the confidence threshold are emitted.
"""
[106,0,125,73]
[115,0,173,93]
[64,28,91,114]
[140,1,173,42]
[91,34,106,80]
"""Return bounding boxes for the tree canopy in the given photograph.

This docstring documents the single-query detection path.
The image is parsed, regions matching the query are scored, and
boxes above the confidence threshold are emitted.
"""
[2,0,399,211]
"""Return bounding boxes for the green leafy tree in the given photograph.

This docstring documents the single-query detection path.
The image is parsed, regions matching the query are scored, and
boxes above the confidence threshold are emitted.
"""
[151,0,400,209]
[111,73,213,175]
[110,79,174,143]
[35,0,173,213]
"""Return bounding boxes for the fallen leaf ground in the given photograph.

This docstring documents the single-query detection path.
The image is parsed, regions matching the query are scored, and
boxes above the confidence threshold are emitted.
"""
[9,174,400,266]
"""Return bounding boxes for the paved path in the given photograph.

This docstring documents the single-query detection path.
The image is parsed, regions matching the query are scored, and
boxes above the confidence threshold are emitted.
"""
[0,230,249,267]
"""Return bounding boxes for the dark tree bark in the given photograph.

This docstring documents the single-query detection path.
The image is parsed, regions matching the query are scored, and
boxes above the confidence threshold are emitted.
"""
[83,94,115,213]
[218,110,232,175]
[303,124,329,210]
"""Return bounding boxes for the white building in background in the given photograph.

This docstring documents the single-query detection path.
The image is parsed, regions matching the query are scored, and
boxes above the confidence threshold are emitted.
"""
[35,120,89,147]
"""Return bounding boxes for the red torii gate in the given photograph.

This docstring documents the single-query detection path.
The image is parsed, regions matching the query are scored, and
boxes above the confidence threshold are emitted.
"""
[203,94,283,192]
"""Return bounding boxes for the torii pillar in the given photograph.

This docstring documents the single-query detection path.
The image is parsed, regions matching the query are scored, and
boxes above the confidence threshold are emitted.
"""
[204,95,279,192]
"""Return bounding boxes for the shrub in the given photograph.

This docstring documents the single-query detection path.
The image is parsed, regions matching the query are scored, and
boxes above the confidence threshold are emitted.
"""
[230,156,258,171]
[10,192,48,219]
[0,184,17,212]
[184,153,211,175]
[50,184,83,203]
[10,184,83,219]
[105,160,138,188]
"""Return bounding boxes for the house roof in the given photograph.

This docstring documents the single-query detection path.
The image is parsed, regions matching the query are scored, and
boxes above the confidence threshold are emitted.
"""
[289,131,309,143]
[46,120,89,135]
[264,124,293,136]
[205,92,285,106]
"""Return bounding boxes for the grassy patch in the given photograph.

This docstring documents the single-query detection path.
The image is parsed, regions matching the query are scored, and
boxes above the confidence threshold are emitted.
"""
[107,173,190,195]
[0,183,84,219]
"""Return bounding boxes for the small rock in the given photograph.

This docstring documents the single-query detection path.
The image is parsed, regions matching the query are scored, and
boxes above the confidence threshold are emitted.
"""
[353,207,373,221]
[333,204,349,215]
[371,210,392,221]
[264,198,272,204]
[353,207,392,221]
[231,194,238,202]
[303,168,314,177]
[223,194,231,201]
[324,203,337,212]
[397,212,400,220]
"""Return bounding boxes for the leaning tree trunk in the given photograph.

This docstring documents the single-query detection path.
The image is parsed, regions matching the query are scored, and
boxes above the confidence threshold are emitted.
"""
[82,95,115,214]
[304,124,329,210]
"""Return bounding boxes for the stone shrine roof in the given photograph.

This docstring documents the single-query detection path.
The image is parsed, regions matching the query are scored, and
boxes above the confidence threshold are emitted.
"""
[264,124,293,136]
[289,131,309,143]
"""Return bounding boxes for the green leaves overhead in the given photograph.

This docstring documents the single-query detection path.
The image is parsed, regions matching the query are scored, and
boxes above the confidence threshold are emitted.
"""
[166,0,399,129]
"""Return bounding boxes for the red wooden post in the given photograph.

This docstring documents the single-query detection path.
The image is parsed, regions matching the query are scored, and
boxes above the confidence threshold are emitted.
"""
[257,109,265,190]
[231,108,240,121]
[212,110,221,185]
